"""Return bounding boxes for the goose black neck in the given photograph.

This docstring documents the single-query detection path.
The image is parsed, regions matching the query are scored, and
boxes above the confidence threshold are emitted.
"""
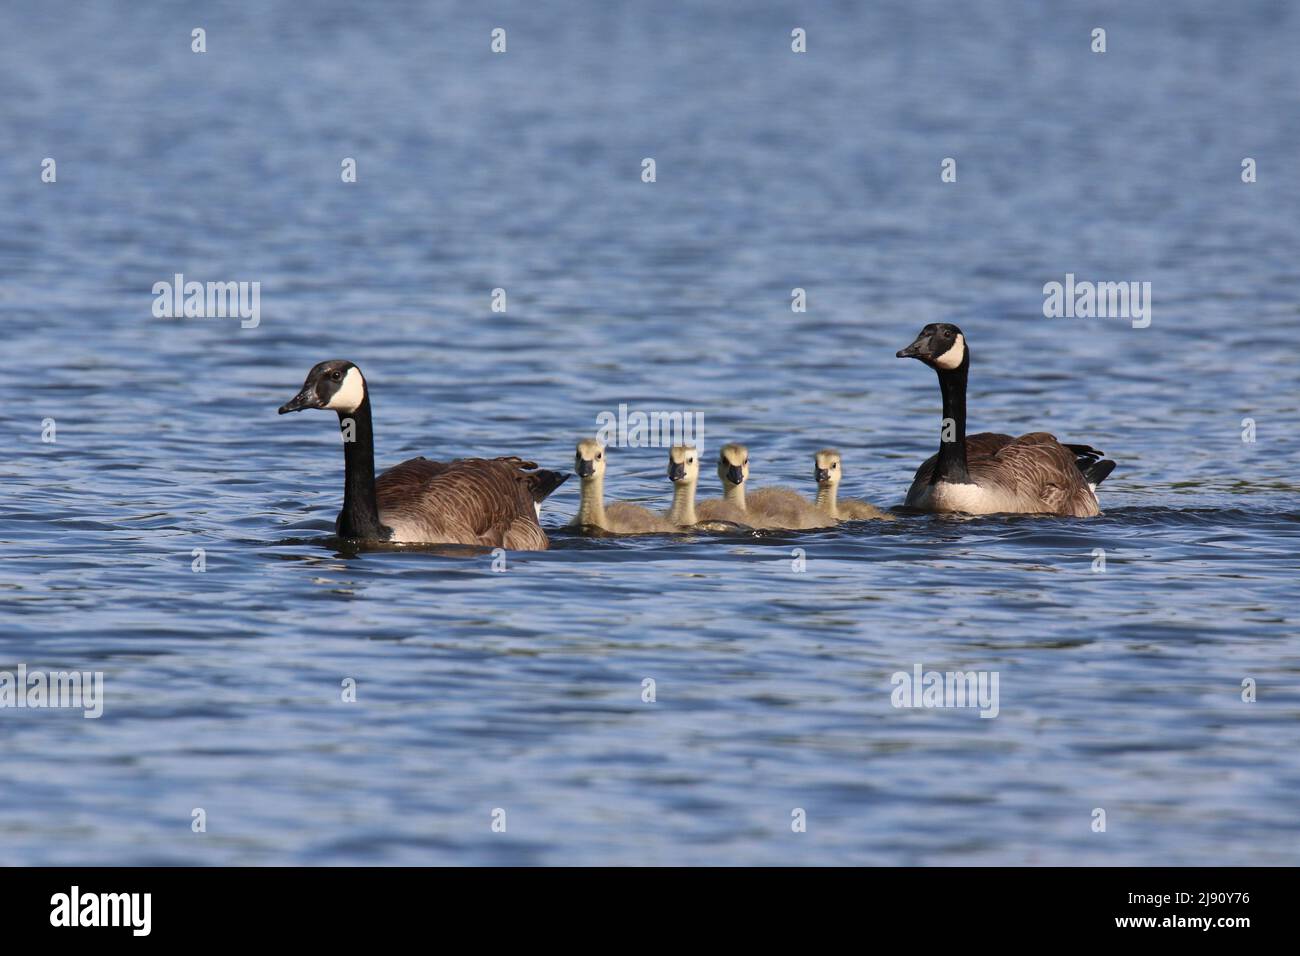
[933,356,970,484]
[337,396,388,539]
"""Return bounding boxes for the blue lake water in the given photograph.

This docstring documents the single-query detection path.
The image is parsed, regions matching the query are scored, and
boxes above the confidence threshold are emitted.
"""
[2,0,1298,865]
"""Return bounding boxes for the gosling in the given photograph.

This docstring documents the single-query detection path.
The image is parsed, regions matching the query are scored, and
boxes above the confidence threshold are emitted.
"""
[696,443,754,525]
[812,449,892,522]
[711,443,832,530]
[666,445,749,532]
[570,438,674,534]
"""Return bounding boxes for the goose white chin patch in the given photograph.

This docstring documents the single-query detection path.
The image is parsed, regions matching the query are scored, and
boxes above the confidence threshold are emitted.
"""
[934,333,966,370]
[325,367,365,413]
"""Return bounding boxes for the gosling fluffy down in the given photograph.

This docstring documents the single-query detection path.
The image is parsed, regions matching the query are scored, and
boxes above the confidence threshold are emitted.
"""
[710,443,832,531]
[570,438,675,534]
[812,449,892,522]
[665,444,750,531]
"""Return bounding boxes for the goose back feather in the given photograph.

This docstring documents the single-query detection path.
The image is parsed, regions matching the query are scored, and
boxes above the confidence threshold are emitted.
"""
[903,432,1101,517]
[375,456,563,549]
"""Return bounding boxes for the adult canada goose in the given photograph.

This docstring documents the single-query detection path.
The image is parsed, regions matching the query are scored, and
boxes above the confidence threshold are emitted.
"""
[813,449,892,521]
[665,445,748,531]
[896,324,1116,517]
[277,360,568,549]
[570,438,673,534]
[710,443,832,530]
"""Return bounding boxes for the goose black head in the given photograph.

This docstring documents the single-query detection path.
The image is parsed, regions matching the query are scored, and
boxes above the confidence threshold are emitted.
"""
[278,360,367,415]
[814,448,842,486]
[574,438,606,480]
[897,323,967,371]
[717,443,749,487]
[667,444,700,484]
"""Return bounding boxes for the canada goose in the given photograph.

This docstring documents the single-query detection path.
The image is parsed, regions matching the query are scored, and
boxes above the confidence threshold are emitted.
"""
[569,438,673,534]
[696,443,754,525]
[709,443,832,530]
[896,324,1116,516]
[277,360,568,548]
[665,444,702,526]
[665,444,748,531]
[813,449,892,521]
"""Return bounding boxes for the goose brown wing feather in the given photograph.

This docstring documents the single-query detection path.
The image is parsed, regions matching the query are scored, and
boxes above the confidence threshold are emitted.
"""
[906,432,1100,516]
[502,517,550,550]
[374,456,551,549]
[971,434,1099,516]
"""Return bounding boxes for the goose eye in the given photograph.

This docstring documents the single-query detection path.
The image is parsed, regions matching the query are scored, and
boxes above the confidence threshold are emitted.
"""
[331,370,342,381]
[687,457,694,464]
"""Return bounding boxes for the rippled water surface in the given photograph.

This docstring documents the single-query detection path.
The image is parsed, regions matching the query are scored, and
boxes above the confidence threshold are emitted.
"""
[2,1,1299,865]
